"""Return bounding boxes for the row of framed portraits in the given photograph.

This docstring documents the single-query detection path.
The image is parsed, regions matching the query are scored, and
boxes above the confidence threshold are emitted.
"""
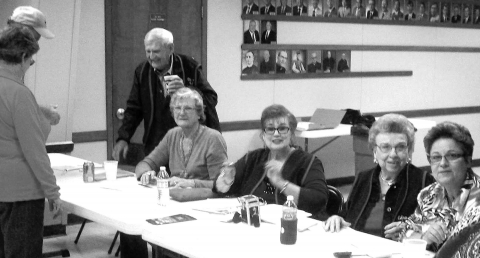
[241,49,352,76]
[242,0,480,25]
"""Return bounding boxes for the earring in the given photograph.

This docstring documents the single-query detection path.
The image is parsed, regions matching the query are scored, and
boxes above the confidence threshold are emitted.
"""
[407,157,412,164]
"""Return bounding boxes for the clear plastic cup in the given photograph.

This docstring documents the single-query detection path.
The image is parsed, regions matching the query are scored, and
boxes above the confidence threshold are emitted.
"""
[104,161,118,181]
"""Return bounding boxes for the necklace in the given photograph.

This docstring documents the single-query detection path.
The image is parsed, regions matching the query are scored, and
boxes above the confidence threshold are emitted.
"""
[180,124,201,177]
[379,172,396,186]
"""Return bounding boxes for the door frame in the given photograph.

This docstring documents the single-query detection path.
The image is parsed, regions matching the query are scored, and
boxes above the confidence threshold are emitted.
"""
[104,0,208,159]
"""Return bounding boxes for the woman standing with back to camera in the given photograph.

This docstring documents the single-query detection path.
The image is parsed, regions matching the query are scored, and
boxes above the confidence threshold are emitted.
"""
[0,25,62,258]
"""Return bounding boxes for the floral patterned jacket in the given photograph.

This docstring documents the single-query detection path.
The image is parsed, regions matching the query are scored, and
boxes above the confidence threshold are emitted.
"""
[402,169,480,250]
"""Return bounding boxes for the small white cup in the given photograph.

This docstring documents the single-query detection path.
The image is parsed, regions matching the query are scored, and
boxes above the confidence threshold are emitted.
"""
[104,161,118,181]
[402,239,427,258]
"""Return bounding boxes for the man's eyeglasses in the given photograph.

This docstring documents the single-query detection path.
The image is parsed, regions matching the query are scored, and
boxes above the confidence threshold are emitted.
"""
[264,126,290,135]
[376,144,408,154]
[173,106,195,113]
[428,153,464,164]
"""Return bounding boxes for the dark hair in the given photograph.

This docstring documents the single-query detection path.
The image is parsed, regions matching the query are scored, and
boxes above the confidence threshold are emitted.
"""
[0,25,39,65]
[260,104,297,133]
[368,113,416,152]
[423,121,474,158]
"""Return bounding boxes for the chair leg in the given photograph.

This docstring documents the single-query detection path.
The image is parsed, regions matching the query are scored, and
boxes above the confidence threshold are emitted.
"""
[108,231,120,254]
[73,219,87,244]
[115,244,121,257]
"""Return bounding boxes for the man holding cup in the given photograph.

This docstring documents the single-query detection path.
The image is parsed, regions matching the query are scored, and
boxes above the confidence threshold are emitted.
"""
[113,28,220,161]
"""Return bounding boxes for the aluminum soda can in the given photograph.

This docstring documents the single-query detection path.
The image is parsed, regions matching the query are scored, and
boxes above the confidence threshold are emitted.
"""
[83,162,95,183]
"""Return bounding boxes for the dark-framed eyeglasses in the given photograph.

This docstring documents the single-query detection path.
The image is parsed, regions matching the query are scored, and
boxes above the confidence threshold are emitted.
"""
[376,143,408,154]
[427,153,464,164]
[264,126,290,135]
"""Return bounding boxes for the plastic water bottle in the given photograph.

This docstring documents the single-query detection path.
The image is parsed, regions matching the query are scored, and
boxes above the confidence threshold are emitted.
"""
[280,195,297,245]
[157,166,169,206]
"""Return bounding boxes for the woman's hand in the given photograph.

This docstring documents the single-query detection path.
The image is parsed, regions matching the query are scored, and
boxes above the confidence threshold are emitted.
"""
[139,170,155,185]
[48,198,63,219]
[384,222,404,241]
[215,162,235,193]
[169,176,195,188]
[421,222,447,245]
[265,159,285,187]
[324,215,351,232]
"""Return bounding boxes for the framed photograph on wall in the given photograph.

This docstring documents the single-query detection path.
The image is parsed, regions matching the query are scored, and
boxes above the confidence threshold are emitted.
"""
[293,0,309,16]
[306,50,323,73]
[429,2,440,23]
[351,0,366,18]
[276,0,293,15]
[338,0,352,18]
[404,0,416,21]
[261,20,277,44]
[390,0,404,20]
[322,50,336,73]
[451,3,462,23]
[440,3,450,23]
[336,50,351,73]
[259,50,276,74]
[243,19,260,44]
[311,0,324,17]
[243,0,260,14]
[241,50,259,75]
[324,0,338,17]
[275,50,291,73]
[261,0,277,14]
[463,4,473,24]
[291,50,307,73]
[474,5,480,24]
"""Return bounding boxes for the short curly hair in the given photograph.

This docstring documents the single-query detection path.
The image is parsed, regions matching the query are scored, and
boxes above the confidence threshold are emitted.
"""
[169,87,205,123]
[260,104,297,133]
[0,25,39,65]
[423,121,474,158]
[368,113,416,152]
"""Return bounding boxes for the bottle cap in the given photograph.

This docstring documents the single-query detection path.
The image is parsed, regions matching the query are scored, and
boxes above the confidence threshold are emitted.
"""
[287,195,294,201]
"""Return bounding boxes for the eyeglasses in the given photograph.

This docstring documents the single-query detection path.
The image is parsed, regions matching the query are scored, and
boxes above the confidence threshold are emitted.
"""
[264,126,290,135]
[376,143,408,154]
[428,153,464,164]
[173,106,195,113]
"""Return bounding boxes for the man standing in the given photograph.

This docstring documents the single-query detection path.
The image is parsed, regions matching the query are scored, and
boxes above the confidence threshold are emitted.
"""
[243,0,259,14]
[261,21,277,44]
[244,20,260,44]
[260,50,275,74]
[113,28,220,162]
[307,52,322,73]
[242,51,259,75]
[276,51,288,73]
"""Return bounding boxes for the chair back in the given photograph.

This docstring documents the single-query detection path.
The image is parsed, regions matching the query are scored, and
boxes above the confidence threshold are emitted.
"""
[326,185,344,216]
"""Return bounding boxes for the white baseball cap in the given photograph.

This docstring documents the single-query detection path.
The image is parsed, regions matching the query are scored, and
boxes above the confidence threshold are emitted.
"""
[10,6,55,39]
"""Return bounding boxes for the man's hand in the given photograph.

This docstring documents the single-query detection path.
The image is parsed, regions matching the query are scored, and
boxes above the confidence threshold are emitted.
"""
[164,75,184,95]
[48,198,63,220]
[112,140,129,161]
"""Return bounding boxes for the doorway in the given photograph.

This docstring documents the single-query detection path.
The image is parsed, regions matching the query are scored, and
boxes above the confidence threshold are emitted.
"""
[105,0,206,170]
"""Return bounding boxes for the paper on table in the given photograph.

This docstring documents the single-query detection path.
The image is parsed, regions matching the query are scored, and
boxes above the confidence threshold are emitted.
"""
[190,198,240,215]
[260,204,311,225]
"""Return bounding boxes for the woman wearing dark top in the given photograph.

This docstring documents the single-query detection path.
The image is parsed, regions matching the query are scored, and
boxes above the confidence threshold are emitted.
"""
[214,104,328,217]
[324,114,435,238]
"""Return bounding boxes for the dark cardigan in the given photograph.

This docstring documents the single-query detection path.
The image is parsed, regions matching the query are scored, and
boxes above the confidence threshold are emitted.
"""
[225,148,329,216]
[344,163,435,236]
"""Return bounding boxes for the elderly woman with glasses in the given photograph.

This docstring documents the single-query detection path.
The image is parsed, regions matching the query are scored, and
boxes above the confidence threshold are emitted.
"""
[388,121,480,252]
[0,25,62,257]
[122,87,227,258]
[136,87,227,188]
[214,104,328,216]
[324,114,435,238]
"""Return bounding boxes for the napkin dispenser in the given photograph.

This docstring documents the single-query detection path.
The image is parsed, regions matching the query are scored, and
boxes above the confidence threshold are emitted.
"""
[237,195,265,227]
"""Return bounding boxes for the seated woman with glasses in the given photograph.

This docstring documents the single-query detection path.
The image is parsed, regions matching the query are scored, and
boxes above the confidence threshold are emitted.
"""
[324,114,435,238]
[386,121,480,252]
[214,104,328,217]
[136,87,227,188]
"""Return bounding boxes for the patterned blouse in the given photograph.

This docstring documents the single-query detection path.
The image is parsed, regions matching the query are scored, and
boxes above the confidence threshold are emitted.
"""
[401,170,480,249]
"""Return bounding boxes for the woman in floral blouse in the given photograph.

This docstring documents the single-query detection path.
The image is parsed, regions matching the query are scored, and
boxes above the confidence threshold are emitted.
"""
[386,121,480,252]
